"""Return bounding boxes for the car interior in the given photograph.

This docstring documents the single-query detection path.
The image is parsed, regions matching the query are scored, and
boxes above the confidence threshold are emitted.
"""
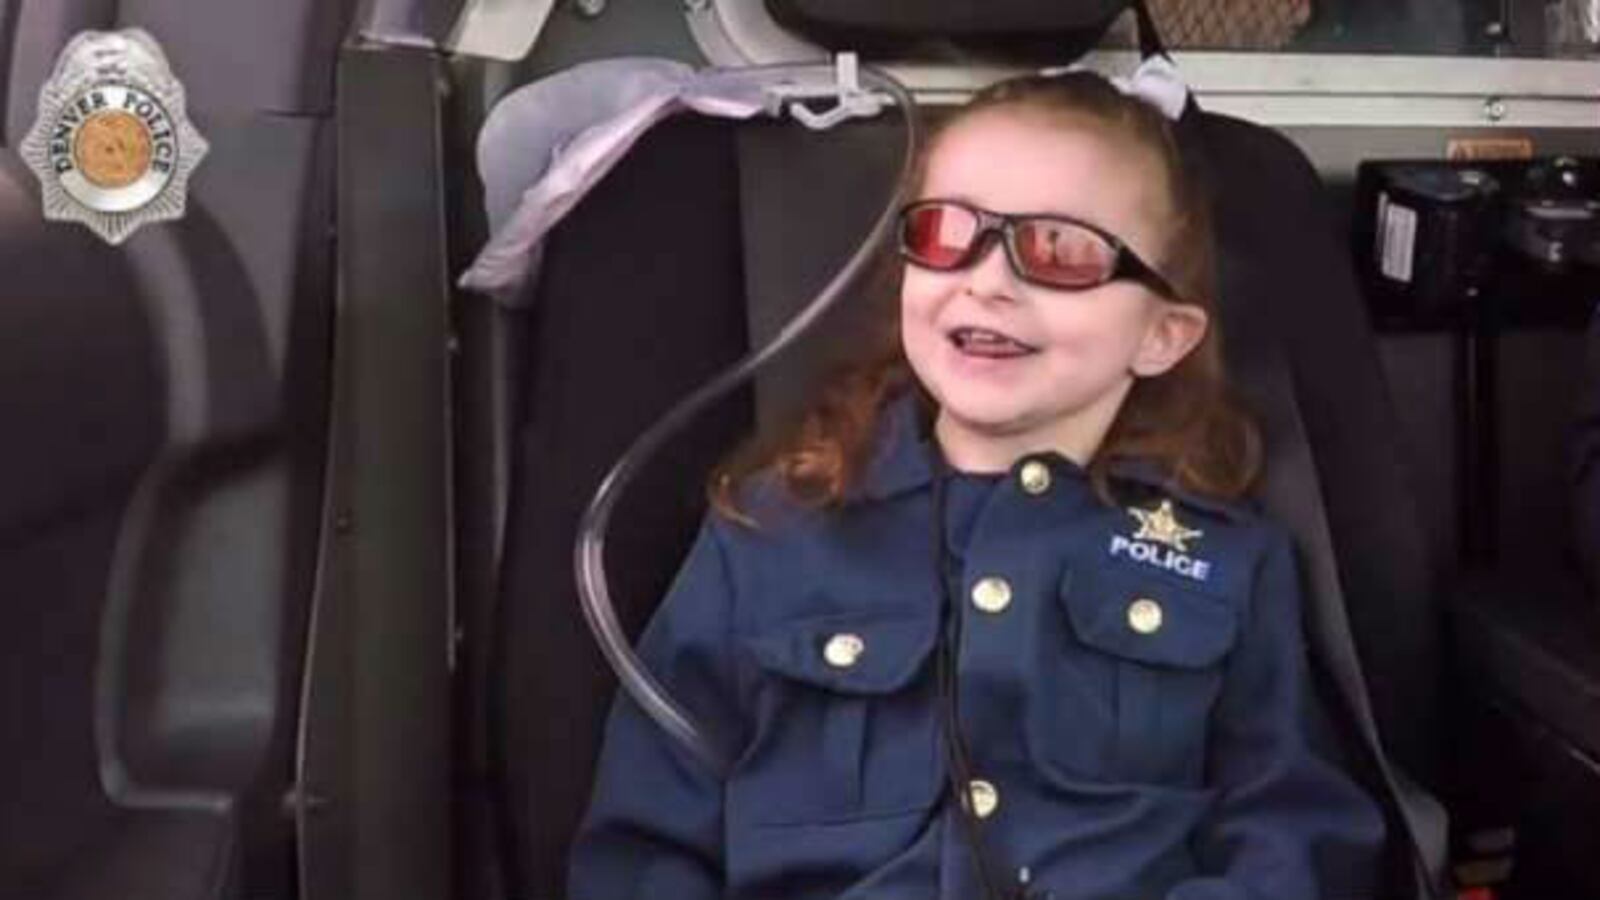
[2,1,1598,899]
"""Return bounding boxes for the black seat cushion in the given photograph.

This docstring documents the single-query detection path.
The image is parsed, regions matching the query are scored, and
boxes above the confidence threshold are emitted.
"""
[0,158,163,537]
[33,809,234,900]
[493,118,755,897]
[0,155,166,890]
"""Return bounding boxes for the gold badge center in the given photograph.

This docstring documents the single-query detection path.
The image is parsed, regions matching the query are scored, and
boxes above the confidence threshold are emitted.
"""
[74,110,154,189]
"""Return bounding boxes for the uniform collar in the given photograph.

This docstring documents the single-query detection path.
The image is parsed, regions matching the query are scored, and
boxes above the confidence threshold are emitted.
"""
[848,390,1252,524]
[849,391,1092,504]
[849,391,936,505]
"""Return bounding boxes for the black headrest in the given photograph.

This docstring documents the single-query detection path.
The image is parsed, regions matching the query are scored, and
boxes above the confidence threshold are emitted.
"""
[766,0,1131,58]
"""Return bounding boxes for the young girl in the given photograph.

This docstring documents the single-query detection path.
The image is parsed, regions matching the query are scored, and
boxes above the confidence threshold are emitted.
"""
[568,71,1385,900]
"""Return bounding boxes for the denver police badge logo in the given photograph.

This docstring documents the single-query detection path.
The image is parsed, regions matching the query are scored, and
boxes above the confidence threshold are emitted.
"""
[19,28,207,245]
[1109,499,1212,582]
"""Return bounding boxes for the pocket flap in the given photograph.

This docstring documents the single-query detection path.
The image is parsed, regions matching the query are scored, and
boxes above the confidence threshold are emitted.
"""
[1060,565,1238,669]
[744,612,939,695]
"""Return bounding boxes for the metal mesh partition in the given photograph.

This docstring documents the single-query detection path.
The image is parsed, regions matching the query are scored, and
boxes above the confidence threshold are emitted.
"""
[1149,0,1312,49]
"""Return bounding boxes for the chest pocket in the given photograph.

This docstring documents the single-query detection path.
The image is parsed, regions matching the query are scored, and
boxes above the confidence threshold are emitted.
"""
[1057,564,1240,785]
[733,612,941,827]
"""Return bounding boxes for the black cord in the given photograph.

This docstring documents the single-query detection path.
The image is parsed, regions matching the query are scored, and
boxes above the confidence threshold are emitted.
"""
[930,456,1019,900]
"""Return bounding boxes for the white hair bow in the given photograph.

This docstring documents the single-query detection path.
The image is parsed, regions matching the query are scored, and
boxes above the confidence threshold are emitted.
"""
[1041,55,1190,122]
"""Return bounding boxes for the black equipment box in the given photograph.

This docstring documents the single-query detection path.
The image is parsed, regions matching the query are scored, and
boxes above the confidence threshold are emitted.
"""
[1354,157,1600,330]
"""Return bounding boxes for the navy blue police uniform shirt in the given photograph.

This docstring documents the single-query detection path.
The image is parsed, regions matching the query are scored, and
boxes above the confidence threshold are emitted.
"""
[569,394,1385,900]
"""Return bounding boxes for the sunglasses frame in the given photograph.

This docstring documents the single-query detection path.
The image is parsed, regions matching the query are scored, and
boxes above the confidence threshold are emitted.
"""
[896,199,1181,301]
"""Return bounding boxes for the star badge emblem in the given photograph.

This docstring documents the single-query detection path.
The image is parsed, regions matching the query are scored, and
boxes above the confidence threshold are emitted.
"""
[19,28,208,245]
[1128,499,1203,554]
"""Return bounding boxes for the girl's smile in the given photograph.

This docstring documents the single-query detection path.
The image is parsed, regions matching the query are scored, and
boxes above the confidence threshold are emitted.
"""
[946,325,1039,359]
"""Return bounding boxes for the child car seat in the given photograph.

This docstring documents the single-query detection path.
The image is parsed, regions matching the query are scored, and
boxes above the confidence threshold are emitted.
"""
[460,5,1447,897]
[468,82,1445,900]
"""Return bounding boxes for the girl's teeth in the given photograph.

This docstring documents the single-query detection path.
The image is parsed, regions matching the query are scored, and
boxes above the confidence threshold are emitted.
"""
[953,328,1034,357]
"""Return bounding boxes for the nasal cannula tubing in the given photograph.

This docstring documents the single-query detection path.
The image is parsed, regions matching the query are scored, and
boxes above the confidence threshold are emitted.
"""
[573,62,922,777]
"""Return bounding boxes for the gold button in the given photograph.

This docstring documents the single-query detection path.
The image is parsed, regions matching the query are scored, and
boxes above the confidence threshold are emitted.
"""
[970,577,1013,614]
[966,779,1000,819]
[1018,460,1052,495]
[823,633,866,668]
[1128,598,1164,635]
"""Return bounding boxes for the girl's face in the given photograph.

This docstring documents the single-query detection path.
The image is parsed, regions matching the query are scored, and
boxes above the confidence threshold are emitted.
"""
[900,110,1208,472]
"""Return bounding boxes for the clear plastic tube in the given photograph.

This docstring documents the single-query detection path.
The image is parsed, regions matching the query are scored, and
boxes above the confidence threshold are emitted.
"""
[573,63,921,776]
